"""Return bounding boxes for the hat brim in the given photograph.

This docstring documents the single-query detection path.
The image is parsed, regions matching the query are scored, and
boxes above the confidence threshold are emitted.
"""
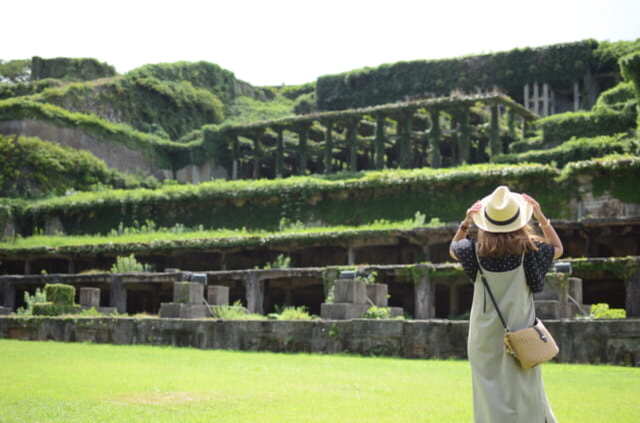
[471,192,533,233]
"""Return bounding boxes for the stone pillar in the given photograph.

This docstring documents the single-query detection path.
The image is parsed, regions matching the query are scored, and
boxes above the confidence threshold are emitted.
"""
[24,259,32,275]
[347,247,356,265]
[533,82,540,115]
[323,120,334,174]
[430,109,441,168]
[507,108,516,140]
[250,129,264,179]
[244,273,264,314]
[207,285,229,305]
[79,287,101,308]
[626,269,640,318]
[399,111,414,168]
[573,81,581,111]
[67,259,75,274]
[489,104,501,157]
[109,275,127,314]
[1,281,15,309]
[524,83,530,110]
[414,271,435,319]
[230,135,239,180]
[449,283,460,317]
[374,113,386,169]
[296,124,309,175]
[457,108,471,164]
[542,83,550,116]
[346,118,359,172]
[275,128,284,178]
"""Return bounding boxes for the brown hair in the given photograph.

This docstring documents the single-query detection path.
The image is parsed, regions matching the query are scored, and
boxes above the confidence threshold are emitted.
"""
[476,224,544,258]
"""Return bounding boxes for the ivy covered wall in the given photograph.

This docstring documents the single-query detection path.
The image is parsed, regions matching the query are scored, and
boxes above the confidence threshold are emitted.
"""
[8,157,639,237]
[316,39,640,112]
[31,57,116,81]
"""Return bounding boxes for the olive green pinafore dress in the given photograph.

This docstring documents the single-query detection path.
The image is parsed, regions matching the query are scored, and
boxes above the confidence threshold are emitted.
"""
[467,250,557,423]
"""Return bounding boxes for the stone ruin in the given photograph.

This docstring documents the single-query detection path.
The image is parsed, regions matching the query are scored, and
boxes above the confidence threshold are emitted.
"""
[159,273,232,319]
[321,278,403,319]
[78,287,117,315]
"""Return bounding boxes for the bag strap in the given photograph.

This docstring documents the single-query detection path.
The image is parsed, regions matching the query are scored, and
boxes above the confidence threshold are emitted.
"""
[477,264,510,332]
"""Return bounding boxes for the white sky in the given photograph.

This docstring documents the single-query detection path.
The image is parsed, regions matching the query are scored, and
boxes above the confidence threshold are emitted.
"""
[3,0,640,86]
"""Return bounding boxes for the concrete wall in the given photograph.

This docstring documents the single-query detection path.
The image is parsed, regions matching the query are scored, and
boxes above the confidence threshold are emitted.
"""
[1,317,638,366]
[0,120,168,179]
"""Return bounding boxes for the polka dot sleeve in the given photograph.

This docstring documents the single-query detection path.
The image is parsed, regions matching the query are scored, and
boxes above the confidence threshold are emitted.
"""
[451,238,479,281]
[523,242,555,293]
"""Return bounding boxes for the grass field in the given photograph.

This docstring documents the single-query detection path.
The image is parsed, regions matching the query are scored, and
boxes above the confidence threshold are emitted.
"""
[1,340,638,423]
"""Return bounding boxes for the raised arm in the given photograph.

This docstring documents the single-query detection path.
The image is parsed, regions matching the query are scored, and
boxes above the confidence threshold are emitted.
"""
[449,201,482,261]
[522,194,564,259]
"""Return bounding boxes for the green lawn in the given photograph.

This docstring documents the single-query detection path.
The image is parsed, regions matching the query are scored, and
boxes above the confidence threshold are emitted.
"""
[0,340,638,423]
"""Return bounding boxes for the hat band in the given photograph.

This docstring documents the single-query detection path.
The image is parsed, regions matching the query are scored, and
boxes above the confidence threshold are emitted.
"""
[484,208,520,226]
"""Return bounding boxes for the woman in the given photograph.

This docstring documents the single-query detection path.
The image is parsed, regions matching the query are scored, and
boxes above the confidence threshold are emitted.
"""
[449,186,563,423]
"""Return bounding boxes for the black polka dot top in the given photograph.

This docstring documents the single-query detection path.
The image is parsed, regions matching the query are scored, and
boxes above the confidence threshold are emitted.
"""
[451,238,555,293]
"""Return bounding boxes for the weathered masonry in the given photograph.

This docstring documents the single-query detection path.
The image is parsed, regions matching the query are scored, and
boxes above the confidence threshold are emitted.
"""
[1,257,638,319]
[1,317,638,366]
[2,218,638,277]
[204,93,537,179]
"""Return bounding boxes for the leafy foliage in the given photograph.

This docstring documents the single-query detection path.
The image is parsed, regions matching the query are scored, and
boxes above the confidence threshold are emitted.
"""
[44,284,75,305]
[535,108,637,145]
[316,40,598,110]
[0,59,31,83]
[31,56,116,81]
[590,303,627,319]
[494,134,639,168]
[110,254,152,273]
[0,134,156,198]
[16,288,47,315]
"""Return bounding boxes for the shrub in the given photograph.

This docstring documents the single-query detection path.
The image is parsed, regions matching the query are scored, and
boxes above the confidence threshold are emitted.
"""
[44,284,75,306]
[536,108,637,145]
[269,305,315,320]
[211,300,266,320]
[262,254,292,269]
[0,134,154,198]
[16,288,47,315]
[590,303,626,319]
[363,306,392,319]
[493,134,639,168]
[110,254,152,273]
[32,302,81,316]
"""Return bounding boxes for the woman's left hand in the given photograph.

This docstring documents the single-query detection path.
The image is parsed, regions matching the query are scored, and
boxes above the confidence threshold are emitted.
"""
[465,201,483,224]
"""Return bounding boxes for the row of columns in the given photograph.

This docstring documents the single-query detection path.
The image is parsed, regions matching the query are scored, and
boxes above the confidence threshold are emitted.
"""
[3,269,639,318]
[228,104,524,179]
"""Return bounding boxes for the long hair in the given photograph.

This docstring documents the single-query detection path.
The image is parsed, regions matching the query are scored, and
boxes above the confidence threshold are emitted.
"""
[476,224,544,258]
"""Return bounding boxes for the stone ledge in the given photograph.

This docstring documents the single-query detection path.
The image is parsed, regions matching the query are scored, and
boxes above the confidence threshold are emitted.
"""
[1,317,638,366]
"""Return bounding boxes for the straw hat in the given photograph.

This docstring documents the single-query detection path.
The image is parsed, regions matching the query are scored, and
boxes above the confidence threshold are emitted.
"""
[471,186,533,233]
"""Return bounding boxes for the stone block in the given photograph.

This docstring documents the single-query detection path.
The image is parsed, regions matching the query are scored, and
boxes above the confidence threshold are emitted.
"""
[0,306,11,315]
[334,279,367,304]
[190,273,207,284]
[388,307,404,318]
[568,277,583,306]
[535,300,560,319]
[207,285,229,305]
[159,303,209,319]
[173,282,204,305]
[79,287,101,308]
[366,284,388,307]
[321,303,369,320]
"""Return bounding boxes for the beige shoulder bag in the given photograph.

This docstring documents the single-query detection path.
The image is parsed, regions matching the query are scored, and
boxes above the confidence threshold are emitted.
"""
[478,265,559,369]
